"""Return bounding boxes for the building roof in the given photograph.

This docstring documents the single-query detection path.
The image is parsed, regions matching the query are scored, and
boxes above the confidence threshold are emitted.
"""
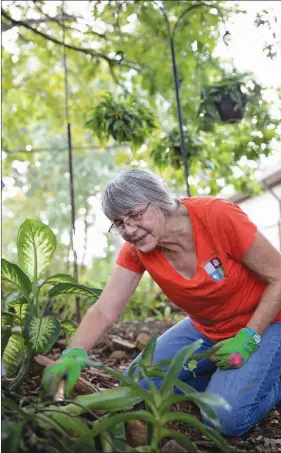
[228,157,281,204]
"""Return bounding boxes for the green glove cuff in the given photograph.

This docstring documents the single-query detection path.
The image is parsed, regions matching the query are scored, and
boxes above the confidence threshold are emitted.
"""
[60,347,88,370]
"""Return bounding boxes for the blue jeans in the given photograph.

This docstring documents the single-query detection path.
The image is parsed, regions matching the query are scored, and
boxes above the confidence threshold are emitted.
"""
[124,318,281,436]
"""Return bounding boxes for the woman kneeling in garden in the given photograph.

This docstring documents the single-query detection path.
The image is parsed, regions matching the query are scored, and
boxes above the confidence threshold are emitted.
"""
[43,169,281,437]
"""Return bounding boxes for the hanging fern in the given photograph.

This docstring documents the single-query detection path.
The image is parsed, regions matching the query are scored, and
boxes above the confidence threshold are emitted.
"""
[85,93,157,149]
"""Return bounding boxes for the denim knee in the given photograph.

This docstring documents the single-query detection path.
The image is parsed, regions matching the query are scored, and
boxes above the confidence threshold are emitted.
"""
[201,405,251,437]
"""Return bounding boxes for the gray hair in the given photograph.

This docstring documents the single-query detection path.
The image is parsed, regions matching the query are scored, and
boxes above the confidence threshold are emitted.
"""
[102,169,179,220]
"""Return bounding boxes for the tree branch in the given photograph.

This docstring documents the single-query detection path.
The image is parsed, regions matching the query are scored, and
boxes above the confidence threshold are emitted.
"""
[1,8,113,62]
[1,8,151,73]
[2,14,73,32]
[31,1,108,40]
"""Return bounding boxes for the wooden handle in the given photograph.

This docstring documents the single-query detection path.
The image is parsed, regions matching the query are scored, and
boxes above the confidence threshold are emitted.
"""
[54,379,65,402]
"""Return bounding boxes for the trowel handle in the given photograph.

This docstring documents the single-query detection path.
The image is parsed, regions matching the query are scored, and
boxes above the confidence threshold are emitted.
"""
[54,379,65,402]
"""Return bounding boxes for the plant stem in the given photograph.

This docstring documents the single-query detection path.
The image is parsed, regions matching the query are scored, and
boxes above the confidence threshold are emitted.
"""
[149,420,162,452]
[32,282,40,317]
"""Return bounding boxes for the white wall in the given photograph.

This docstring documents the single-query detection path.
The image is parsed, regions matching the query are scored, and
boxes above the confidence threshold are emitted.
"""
[236,182,281,252]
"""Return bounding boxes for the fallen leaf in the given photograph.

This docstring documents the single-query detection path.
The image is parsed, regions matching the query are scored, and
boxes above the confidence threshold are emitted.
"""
[111,336,136,350]
[136,333,150,350]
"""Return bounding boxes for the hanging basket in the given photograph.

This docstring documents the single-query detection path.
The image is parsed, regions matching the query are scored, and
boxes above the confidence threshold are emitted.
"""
[215,96,247,123]
[150,129,201,170]
[199,75,251,127]
[85,94,156,148]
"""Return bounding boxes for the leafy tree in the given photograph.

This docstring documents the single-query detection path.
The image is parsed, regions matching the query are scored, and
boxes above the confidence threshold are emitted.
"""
[2,1,280,282]
[2,1,279,191]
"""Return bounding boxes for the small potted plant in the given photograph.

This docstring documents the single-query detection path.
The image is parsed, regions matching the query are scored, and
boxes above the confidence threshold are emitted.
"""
[199,73,261,127]
[150,128,202,170]
[85,93,156,148]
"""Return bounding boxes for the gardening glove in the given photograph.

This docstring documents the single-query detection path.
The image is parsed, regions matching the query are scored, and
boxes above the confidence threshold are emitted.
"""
[42,347,88,398]
[208,328,260,370]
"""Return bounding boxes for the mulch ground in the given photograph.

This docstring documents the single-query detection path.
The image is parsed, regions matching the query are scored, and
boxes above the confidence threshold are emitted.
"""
[8,318,281,453]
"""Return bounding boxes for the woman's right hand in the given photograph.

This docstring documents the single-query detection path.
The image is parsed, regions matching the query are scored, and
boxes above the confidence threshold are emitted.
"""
[42,348,88,399]
[42,266,142,399]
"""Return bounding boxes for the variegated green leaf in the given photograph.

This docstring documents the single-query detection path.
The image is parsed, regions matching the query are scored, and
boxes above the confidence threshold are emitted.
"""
[25,314,61,354]
[4,292,26,309]
[1,259,31,300]
[49,283,102,300]
[61,320,77,347]
[2,333,25,377]
[2,326,11,355]
[1,313,14,327]
[3,292,28,326]
[42,274,77,286]
[17,219,56,282]
[10,303,28,326]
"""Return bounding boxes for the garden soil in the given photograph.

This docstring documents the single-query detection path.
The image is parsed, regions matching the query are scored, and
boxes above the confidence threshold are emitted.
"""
[8,319,281,453]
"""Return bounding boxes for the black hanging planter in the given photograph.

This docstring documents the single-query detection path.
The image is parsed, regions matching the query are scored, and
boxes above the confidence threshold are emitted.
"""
[215,98,247,123]
[215,89,247,123]
[199,75,251,128]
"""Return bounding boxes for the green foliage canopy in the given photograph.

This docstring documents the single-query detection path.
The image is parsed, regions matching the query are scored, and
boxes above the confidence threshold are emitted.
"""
[2,1,280,274]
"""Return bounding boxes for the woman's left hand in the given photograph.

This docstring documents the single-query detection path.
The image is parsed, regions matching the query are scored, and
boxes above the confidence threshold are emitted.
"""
[208,328,260,369]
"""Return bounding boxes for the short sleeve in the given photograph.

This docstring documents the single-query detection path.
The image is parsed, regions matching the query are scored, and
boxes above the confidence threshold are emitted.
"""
[116,242,146,274]
[209,199,257,261]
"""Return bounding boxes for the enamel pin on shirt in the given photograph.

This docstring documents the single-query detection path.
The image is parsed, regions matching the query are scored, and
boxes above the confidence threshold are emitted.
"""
[203,257,225,281]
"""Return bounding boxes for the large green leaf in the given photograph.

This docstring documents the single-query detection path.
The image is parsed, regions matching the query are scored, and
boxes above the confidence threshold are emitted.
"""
[176,380,231,411]
[42,274,77,286]
[85,359,151,405]
[4,291,26,309]
[1,259,31,300]
[2,333,25,376]
[139,332,158,367]
[160,339,203,396]
[1,326,11,356]
[1,313,14,327]
[38,408,91,438]
[64,385,143,415]
[24,314,61,353]
[17,219,57,282]
[49,283,102,300]
[4,292,28,326]
[11,303,28,327]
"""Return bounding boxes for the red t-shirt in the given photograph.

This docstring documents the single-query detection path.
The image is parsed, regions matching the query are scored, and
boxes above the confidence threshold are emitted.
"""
[116,197,281,341]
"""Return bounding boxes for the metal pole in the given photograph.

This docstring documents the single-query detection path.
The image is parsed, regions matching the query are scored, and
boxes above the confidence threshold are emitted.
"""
[169,36,190,196]
[156,1,228,197]
[157,2,190,196]
[61,1,81,323]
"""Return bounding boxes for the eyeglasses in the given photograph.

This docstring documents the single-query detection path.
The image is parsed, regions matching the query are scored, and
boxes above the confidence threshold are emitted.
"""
[108,202,151,235]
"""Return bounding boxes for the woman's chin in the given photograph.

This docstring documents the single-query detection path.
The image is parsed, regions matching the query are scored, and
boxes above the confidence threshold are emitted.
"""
[135,236,157,253]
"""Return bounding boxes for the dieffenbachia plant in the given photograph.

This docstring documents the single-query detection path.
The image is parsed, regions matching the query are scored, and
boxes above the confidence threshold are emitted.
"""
[1,219,102,390]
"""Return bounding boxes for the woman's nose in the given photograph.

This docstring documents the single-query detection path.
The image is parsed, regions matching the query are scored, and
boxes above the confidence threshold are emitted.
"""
[124,222,138,235]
